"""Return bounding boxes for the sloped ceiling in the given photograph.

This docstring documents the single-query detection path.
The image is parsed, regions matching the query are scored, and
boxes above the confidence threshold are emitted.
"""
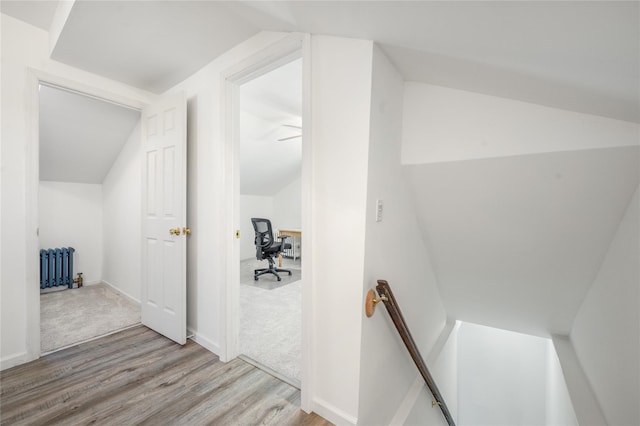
[2,1,636,122]
[406,146,640,336]
[3,1,638,337]
[240,58,302,196]
[49,1,260,93]
[39,85,140,184]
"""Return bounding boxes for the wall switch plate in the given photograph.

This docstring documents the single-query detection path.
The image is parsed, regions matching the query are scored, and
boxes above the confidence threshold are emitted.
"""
[376,199,383,222]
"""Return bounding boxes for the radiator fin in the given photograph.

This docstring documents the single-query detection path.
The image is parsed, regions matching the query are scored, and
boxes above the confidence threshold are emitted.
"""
[40,247,75,289]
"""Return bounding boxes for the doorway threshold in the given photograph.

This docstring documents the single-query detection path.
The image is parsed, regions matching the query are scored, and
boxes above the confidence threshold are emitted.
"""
[238,354,301,390]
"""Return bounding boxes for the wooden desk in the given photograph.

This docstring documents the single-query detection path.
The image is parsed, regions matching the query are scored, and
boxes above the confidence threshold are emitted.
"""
[278,229,301,266]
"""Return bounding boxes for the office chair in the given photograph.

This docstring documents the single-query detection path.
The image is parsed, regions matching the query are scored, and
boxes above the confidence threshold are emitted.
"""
[251,218,293,281]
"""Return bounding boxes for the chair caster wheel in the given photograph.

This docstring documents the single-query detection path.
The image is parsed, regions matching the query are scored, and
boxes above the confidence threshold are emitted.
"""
[277,277,281,281]
[254,276,258,281]
[288,271,292,275]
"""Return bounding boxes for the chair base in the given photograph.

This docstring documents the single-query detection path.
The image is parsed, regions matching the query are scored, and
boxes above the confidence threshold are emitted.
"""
[254,257,292,282]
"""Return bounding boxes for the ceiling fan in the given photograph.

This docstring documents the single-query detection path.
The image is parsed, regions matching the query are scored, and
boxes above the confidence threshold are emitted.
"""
[277,124,302,141]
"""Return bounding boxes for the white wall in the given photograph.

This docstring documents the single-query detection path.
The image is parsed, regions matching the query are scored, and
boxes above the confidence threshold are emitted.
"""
[239,194,274,260]
[357,45,448,425]
[308,35,374,424]
[38,181,103,285]
[102,121,142,301]
[404,322,460,425]
[570,185,640,426]
[239,178,300,261]
[1,13,154,369]
[401,82,639,165]
[272,176,301,231]
[546,342,578,426]
[457,322,549,426]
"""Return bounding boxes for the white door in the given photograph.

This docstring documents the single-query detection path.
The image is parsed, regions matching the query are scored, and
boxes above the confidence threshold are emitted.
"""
[141,92,187,345]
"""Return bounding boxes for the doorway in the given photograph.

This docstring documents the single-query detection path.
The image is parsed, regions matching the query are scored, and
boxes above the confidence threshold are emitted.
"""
[37,83,142,353]
[237,58,303,386]
[222,34,311,408]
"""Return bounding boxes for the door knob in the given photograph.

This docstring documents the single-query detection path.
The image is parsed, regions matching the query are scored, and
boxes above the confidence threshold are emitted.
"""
[169,228,181,235]
[183,227,191,235]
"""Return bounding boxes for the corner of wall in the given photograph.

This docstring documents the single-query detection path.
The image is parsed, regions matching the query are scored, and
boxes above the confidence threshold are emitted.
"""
[552,335,608,425]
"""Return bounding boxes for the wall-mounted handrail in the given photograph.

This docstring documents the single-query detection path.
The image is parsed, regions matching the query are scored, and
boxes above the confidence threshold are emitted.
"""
[366,279,456,426]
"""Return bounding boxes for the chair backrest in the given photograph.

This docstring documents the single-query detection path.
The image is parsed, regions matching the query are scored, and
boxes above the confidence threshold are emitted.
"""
[251,218,274,259]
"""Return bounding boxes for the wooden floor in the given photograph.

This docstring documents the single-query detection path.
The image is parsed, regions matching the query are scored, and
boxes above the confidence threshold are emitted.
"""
[0,326,332,426]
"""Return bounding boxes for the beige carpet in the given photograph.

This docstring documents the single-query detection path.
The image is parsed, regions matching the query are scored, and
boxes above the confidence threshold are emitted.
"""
[40,283,140,353]
[239,258,301,385]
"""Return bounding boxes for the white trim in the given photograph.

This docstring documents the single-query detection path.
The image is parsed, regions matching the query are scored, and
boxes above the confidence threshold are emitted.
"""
[187,328,221,356]
[219,32,312,410]
[312,397,358,426]
[0,352,32,371]
[25,68,153,366]
[299,32,313,413]
[101,280,141,305]
[82,280,104,287]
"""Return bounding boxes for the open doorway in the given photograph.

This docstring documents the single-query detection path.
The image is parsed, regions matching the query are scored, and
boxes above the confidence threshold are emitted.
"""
[237,58,303,387]
[38,84,142,353]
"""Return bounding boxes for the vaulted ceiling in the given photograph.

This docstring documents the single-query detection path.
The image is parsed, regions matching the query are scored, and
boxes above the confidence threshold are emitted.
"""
[240,58,302,196]
[3,1,638,337]
[39,85,140,184]
[3,1,638,122]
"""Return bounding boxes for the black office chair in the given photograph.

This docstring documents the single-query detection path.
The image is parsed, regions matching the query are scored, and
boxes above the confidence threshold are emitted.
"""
[251,218,293,282]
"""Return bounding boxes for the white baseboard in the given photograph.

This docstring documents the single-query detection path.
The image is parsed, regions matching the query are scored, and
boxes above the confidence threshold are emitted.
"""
[101,280,141,305]
[0,351,34,371]
[312,398,357,426]
[187,328,221,357]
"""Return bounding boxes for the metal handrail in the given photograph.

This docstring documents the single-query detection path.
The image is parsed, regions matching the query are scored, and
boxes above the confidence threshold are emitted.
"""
[366,279,456,426]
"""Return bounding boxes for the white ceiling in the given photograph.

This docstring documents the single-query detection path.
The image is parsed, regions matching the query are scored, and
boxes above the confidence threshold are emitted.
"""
[0,0,58,31]
[406,146,640,337]
[240,58,302,196]
[48,1,260,93]
[2,1,636,121]
[39,85,140,184]
[4,1,639,337]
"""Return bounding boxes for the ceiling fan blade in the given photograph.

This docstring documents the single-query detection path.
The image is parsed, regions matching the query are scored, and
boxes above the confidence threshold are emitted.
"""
[277,134,302,141]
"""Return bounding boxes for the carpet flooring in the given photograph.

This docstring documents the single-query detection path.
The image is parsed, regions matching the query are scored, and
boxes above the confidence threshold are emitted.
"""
[240,258,301,385]
[40,283,141,353]
[240,256,302,290]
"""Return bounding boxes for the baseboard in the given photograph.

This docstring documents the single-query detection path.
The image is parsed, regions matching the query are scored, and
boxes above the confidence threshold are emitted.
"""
[0,351,34,371]
[101,280,141,305]
[312,398,357,426]
[187,328,221,357]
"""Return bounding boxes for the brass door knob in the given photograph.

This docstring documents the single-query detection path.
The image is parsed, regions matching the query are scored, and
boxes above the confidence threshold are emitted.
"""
[183,227,191,235]
[169,228,181,235]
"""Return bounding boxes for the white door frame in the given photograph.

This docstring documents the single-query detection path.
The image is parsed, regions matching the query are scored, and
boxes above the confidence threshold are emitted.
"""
[25,69,153,361]
[220,33,313,411]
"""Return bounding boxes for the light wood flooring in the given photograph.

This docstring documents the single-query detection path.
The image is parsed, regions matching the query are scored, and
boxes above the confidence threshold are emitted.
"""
[0,325,331,426]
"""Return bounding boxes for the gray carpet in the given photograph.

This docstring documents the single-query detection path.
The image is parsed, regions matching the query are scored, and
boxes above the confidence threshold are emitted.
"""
[241,257,302,290]
[240,258,301,384]
[40,283,141,353]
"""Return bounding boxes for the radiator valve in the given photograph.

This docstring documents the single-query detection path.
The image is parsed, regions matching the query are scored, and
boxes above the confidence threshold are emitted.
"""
[73,272,83,288]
